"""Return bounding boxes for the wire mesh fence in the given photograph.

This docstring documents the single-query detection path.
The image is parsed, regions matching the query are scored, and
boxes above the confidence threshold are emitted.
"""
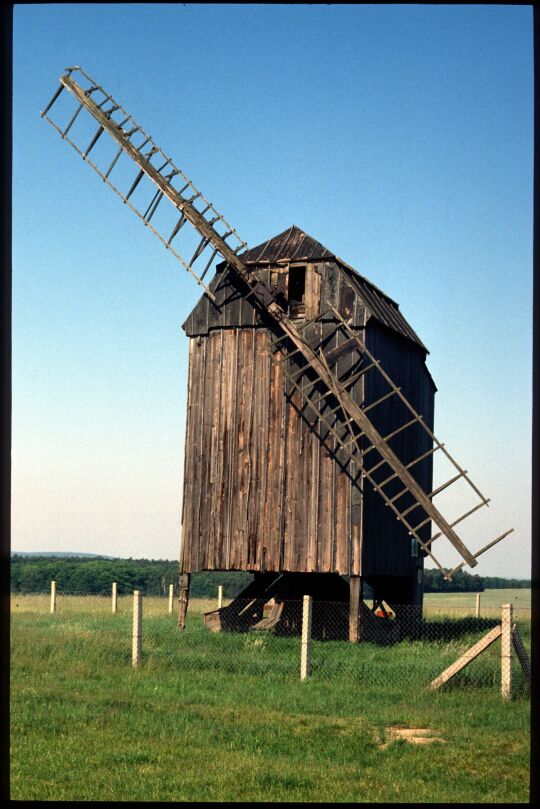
[11,586,531,698]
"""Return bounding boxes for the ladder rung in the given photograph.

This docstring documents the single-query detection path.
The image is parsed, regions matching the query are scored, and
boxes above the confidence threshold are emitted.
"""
[402,470,477,529]
[445,528,514,577]
[188,237,210,268]
[143,144,158,159]
[383,485,410,506]
[104,146,123,179]
[155,159,170,174]
[135,136,151,153]
[115,115,130,131]
[125,169,145,200]
[429,471,467,499]
[405,444,443,470]
[198,248,218,281]
[340,360,378,388]
[341,428,366,450]
[424,499,491,543]
[362,388,399,413]
[167,214,187,245]
[84,126,104,157]
[41,83,64,116]
[62,103,83,137]
[283,361,312,382]
[143,191,164,224]
[408,515,431,533]
[383,417,420,442]
[364,457,390,477]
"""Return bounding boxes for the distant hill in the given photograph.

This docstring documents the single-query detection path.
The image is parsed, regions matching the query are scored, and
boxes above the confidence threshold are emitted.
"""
[11,551,118,560]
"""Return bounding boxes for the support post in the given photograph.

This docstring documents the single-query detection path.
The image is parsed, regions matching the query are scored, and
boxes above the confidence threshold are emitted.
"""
[112,581,118,614]
[218,585,223,609]
[501,603,513,699]
[132,590,142,667]
[301,595,312,681]
[50,580,56,614]
[168,583,174,614]
[178,573,190,630]
[349,576,362,643]
[475,592,481,618]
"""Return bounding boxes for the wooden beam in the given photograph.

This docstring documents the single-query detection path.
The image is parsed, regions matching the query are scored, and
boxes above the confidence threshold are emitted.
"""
[501,604,513,699]
[512,625,531,684]
[349,576,362,643]
[178,573,190,630]
[430,624,502,690]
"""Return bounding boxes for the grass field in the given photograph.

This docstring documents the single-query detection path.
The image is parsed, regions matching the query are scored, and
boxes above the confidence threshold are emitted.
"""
[10,591,530,802]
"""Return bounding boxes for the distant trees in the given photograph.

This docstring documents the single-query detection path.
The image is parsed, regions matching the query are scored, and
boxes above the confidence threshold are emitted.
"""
[481,576,531,589]
[422,568,484,593]
[10,555,530,596]
[10,556,252,598]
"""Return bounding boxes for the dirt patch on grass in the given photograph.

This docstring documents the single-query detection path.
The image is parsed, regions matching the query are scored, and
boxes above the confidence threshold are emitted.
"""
[377,726,445,749]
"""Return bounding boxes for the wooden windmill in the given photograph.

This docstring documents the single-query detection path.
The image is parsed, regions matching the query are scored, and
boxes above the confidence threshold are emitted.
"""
[41,67,514,641]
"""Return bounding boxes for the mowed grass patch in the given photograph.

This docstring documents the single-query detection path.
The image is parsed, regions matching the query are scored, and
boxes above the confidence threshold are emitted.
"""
[423,588,531,618]
[10,598,530,802]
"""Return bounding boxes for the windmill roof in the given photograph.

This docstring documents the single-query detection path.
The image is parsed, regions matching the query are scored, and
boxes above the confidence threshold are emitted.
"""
[236,226,427,351]
[239,225,334,264]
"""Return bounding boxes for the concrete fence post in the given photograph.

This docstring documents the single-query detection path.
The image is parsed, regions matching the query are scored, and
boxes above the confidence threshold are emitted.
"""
[475,593,481,619]
[300,595,313,681]
[132,590,142,667]
[168,583,174,614]
[50,580,56,614]
[501,603,513,699]
[218,585,223,609]
[112,582,118,614]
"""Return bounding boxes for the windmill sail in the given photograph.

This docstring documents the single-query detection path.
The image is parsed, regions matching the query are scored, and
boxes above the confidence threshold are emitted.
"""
[41,66,513,576]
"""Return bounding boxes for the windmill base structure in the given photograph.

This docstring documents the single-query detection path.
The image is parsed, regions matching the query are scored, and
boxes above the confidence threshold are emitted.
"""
[40,67,514,645]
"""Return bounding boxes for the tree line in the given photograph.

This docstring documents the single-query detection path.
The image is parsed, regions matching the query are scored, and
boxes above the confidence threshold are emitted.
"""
[10,555,252,598]
[10,555,529,596]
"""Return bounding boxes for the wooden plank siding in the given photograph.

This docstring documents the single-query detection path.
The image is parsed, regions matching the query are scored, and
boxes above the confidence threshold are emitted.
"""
[181,326,362,575]
[181,256,435,584]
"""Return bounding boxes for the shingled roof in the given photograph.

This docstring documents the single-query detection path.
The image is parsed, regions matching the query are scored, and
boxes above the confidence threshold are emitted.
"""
[236,226,427,351]
[240,225,334,264]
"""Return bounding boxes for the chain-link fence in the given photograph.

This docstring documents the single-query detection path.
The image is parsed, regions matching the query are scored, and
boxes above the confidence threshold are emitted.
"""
[10,588,531,696]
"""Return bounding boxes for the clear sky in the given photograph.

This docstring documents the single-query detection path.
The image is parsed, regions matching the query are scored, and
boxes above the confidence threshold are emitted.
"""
[12,4,533,577]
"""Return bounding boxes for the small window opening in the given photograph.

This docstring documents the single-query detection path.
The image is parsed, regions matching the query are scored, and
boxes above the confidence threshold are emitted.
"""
[288,266,306,318]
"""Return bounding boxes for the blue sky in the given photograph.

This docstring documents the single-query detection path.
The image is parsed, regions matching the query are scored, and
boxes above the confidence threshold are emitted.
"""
[12,4,533,577]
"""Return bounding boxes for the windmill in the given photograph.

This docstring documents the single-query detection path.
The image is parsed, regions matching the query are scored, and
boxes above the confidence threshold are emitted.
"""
[41,67,513,641]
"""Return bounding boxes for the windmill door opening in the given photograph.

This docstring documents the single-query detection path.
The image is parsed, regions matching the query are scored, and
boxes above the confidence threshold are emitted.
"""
[288,265,306,318]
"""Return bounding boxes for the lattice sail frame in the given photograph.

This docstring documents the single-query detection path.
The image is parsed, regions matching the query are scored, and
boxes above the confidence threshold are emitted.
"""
[41,66,514,579]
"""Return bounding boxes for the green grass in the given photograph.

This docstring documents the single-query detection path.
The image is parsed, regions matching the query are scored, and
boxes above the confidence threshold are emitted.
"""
[10,595,530,802]
[424,588,531,616]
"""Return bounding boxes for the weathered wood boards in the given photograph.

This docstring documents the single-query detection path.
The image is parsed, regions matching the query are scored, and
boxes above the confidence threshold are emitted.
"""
[181,327,355,575]
[181,257,436,586]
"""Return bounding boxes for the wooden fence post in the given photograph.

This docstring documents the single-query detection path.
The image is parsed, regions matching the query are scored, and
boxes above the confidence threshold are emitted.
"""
[218,585,223,609]
[112,582,118,614]
[168,583,174,614]
[132,590,142,667]
[301,595,313,681]
[475,593,481,618]
[501,603,513,699]
[50,580,56,614]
